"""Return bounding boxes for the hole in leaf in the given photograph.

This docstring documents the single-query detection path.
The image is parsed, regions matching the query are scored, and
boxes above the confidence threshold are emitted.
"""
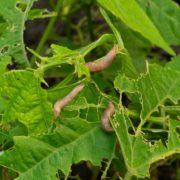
[0,45,9,54]
[162,139,168,148]
[42,10,49,15]
[70,162,93,180]
[122,93,130,107]
[16,2,27,12]
[7,59,17,70]
[150,141,155,145]
[40,78,56,89]
[128,127,135,135]
[14,43,20,47]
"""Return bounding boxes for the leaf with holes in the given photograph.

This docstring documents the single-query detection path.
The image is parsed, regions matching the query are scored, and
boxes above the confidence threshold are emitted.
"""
[111,112,180,178]
[0,0,35,65]
[0,84,116,179]
[28,9,57,20]
[114,64,180,131]
[0,125,116,180]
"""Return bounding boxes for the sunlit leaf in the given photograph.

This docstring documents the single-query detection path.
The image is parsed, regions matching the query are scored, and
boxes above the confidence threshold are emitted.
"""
[97,0,175,55]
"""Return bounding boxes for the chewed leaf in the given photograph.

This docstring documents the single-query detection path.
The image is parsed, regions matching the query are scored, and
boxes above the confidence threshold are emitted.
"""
[0,56,11,74]
[112,112,180,178]
[1,70,53,135]
[28,9,57,20]
[0,63,119,179]
[0,0,35,65]
[166,55,180,71]
[115,64,180,128]
[0,119,116,179]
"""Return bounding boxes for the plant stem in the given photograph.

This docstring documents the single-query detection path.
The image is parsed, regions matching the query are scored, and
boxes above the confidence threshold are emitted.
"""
[127,109,165,125]
[30,0,64,65]
[71,17,87,45]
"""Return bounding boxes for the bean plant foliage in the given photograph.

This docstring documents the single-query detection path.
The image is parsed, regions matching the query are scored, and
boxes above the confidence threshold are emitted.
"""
[0,0,180,179]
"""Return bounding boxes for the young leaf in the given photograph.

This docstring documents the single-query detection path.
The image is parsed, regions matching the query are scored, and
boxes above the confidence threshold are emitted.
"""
[0,0,35,65]
[40,34,116,77]
[97,0,175,55]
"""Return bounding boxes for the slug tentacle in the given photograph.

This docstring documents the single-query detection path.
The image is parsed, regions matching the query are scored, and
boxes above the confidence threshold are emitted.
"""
[101,101,115,132]
[53,84,85,118]
[86,44,119,72]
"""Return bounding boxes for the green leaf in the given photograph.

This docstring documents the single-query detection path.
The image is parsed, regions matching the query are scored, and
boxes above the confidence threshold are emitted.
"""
[99,7,151,73]
[0,0,35,65]
[0,56,12,113]
[166,55,180,71]
[109,17,150,73]
[114,64,180,131]
[28,9,57,20]
[0,56,11,74]
[0,122,27,145]
[100,8,124,47]
[138,0,180,45]
[97,0,175,55]
[112,112,180,178]
[0,120,116,179]
[78,34,115,56]
[74,58,90,78]
[1,70,53,135]
[51,44,77,57]
[99,9,139,77]
[41,34,116,77]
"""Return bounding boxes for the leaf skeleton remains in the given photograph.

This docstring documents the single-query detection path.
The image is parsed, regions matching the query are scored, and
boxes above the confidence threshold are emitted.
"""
[53,45,118,132]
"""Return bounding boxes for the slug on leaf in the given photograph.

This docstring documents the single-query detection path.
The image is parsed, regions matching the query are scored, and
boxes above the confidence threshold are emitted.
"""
[53,84,85,118]
[101,101,115,132]
[86,44,119,72]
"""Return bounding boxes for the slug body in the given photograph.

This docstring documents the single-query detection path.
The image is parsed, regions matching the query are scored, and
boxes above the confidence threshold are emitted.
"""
[54,84,85,118]
[101,101,115,132]
[86,44,119,72]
